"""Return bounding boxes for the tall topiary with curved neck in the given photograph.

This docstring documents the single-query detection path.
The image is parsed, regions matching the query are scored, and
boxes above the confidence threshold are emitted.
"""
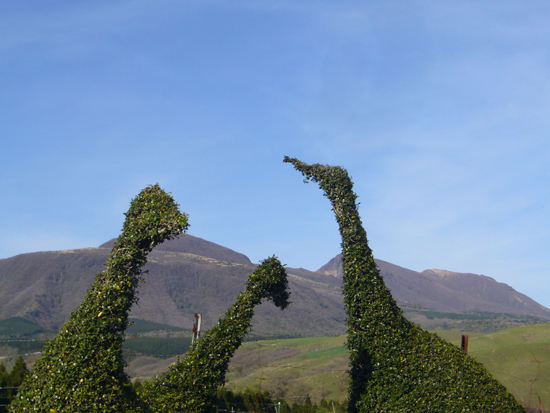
[284,156,525,413]
[140,256,290,413]
[10,184,188,413]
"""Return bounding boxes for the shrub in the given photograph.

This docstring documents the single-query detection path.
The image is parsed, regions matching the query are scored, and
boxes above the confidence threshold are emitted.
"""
[10,184,188,412]
[140,256,290,412]
[284,157,525,413]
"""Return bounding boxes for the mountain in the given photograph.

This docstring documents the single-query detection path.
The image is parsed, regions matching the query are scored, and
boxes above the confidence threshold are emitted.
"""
[318,254,550,319]
[1,236,549,339]
[99,235,252,265]
[0,235,346,337]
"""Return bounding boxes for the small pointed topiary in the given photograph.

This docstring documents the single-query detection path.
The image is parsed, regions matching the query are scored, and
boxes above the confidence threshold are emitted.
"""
[10,184,188,413]
[284,156,525,413]
[140,256,290,413]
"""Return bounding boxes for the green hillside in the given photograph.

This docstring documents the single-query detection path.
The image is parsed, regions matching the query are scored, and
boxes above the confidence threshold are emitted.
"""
[0,317,56,338]
[467,323,550,409]
[221,323,550,410]
[3,319,549,410]
[225,336,349,402]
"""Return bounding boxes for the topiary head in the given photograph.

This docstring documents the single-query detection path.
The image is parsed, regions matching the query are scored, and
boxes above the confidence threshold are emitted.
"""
[247,256,291,310]
[121,184,189,251]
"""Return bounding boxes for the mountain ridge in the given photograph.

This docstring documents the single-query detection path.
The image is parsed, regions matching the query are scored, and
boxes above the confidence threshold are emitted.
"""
[318,253,550,319]
[0,235,548,338]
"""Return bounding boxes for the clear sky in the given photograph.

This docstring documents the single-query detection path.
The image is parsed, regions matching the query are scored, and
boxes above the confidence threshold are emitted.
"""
[1,1,549,307]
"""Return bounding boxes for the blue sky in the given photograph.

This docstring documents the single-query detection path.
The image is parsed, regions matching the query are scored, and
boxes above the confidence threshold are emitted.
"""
[1,1,549,307]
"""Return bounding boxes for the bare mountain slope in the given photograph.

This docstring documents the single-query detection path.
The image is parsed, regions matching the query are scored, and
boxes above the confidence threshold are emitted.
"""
[0,236,346,337]
[0,248,110,328]
[318,254,550,319]
[1,237,549,338]
[99,234,252,265]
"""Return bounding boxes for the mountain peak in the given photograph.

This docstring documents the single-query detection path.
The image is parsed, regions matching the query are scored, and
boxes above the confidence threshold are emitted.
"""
[317,255,550,319]
[99,234,252,265]
[423,269,458,279]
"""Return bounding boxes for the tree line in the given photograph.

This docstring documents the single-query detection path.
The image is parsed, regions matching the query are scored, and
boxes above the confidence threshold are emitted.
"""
[213,389,346,413]
[0,356,29,412]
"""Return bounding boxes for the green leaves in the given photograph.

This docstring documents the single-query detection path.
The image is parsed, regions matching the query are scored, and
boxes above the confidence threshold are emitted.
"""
[286,157,526,413]
[7,184,289,413]
[10,184,187,413]
[140,256,290,413]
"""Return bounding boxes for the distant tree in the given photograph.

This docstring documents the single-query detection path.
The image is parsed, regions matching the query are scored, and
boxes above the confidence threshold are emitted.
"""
[0,363,9,413]
[214,389,246,412]
[7,356,28,390]
[290,401,301,413]
[0,363,8,387]
[284,157,525,413]
[10,184,188,413]
[0,356,29,412]
[140,256,290,412]
[133,379,143,392]
[304,395,314,411]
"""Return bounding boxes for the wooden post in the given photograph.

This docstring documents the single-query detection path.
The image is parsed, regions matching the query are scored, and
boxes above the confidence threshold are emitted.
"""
[461,335,468,354]
[192,313,202,344]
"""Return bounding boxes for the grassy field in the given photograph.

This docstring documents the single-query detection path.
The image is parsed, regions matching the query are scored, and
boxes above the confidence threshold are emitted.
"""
[3,317,549,410]
[403,309,548,332]
[221,323,550,410]
[467,324,550,409]
[225,336,349,402]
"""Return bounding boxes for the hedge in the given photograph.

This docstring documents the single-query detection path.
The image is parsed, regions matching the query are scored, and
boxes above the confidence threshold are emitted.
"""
[140,256,290,412]
[10,184,188,412]
[284,157,525,413]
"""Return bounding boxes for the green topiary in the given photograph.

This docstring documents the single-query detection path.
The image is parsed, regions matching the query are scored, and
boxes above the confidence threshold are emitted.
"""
[10,184,188,413]
[140,256,290,412]
[284,157,525,413]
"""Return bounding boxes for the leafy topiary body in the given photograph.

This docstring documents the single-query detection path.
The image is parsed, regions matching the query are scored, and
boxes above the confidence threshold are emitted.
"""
[284,157,525,413]
[10,184,188,413]
[140,256,290,413]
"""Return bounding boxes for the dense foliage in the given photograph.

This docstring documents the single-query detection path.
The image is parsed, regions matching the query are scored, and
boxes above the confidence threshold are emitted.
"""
[10,184,188,412]
[140,256,290,412]
[214,389,276,413]
[284,156,525,413]
[0,356,29,413]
